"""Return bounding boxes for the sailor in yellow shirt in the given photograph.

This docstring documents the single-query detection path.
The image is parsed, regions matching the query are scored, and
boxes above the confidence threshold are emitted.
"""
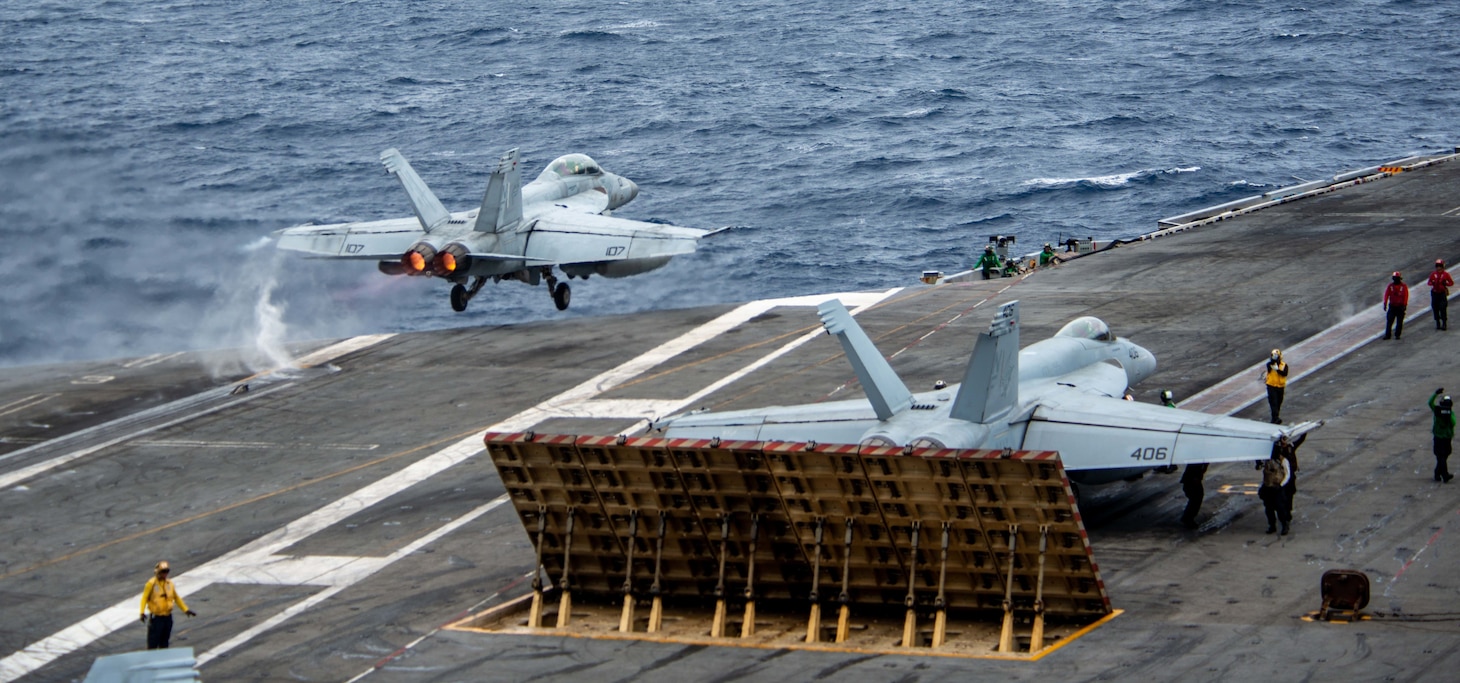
[1263,348,1289,424]
[139,560,196,650]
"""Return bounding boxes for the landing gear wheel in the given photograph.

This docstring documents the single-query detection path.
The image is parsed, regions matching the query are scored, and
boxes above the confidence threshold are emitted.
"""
[450,284,469,312]
[552,282,571,311]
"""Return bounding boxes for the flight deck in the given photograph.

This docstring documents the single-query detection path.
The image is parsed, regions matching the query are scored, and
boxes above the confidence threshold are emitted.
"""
[2,152,1460,681]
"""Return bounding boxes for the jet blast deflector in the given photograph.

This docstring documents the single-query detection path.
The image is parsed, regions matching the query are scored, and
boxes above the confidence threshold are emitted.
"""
[479,431,1113,656]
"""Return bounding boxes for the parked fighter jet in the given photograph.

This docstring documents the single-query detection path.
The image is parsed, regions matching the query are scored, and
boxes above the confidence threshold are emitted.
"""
[274,148,718,312]
[662,300,1320,485]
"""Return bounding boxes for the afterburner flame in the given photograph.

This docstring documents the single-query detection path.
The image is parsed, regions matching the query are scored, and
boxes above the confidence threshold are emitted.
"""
[439,252,456,273]
[406,251,425,272]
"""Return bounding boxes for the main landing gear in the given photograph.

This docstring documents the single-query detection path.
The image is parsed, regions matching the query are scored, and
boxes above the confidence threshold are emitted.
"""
[449,277,487,312]
[543,268,571,311]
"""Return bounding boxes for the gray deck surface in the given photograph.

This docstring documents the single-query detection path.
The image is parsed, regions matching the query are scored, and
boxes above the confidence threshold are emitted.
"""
[2,158,1458,682]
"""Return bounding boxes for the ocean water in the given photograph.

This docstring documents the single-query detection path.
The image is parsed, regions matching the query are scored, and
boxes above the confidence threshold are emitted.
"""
[2,0,1456,368]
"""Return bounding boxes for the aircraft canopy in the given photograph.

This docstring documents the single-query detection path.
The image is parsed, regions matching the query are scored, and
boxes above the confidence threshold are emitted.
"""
[1056,316,1114,342]
[538,154,602,180]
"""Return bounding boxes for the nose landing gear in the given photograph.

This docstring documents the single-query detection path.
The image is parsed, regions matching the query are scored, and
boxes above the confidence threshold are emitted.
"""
[543,267,572,311]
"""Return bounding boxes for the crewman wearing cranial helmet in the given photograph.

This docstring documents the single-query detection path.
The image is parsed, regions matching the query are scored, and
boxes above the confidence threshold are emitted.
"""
[1263,348,1288,424]
[1383,271,1410,340]
[139,560,196,650]
[1428,259,1453,331]
[1430,389,1456,483]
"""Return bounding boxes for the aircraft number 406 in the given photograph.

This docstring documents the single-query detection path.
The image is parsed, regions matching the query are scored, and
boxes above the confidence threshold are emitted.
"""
[1130,447,1169,461]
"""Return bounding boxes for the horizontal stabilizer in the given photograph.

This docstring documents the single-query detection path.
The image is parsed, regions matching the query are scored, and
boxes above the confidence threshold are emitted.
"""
[818,299,912,421]
[380,148,451,233]
[950,301,1020,423]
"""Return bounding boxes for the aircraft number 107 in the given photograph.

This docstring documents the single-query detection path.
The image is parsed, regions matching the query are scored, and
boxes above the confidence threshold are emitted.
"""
[1129,447,1169,461]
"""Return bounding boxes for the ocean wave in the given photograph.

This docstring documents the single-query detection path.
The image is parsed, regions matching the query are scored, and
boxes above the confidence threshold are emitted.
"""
[1022,166,1201,191]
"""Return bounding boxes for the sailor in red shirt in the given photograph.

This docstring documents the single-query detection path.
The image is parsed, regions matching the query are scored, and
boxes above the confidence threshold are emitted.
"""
[1428,259,1453,331]
[1383,271,1409,340]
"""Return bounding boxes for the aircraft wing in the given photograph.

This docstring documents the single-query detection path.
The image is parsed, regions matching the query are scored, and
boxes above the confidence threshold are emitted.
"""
[273,218,422,260]
[1022,388,1321,471]
[525,211,709,264]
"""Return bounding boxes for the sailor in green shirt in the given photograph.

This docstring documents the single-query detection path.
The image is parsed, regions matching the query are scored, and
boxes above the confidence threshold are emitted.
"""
[1039,243,1061,268]
[976,245,1002,280]
[1430,389,1455,482]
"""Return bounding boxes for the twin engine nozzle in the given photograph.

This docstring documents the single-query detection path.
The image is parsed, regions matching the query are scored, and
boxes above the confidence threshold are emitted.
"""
[398,242,471,277]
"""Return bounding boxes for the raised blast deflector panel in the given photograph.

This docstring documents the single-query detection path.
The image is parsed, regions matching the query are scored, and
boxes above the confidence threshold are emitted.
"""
[486,432,1111,618]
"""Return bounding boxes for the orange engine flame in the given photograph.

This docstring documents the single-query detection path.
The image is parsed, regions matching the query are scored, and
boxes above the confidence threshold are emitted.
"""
[439,252,457,273]
[405,251,426,272]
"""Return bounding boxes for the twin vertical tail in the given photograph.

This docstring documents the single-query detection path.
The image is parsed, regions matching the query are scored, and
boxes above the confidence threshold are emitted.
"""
[949,301,1020,424]
[380,148,451,233]
[474,148,524,234]
[817,300,912,421]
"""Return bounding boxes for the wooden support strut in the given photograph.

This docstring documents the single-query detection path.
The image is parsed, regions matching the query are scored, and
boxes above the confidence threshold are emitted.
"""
[528,505,548,628]
[901,521,922,648]
[741,515,759,637]
[806,518,825,643]
[1030,524,1049,652]
[711,515,730,638]
[835,518,854,643]
[647,511,667,633]
[618,510,639,633]
[556,507,575,628]
[931,522,951,648]
[997,523,1019,654]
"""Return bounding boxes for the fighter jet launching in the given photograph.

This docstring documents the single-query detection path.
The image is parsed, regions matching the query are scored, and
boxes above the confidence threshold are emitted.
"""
[274,148,718,312]
[663,300,1321,486]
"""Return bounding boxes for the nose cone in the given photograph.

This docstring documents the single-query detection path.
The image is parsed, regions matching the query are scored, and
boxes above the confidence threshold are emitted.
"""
[608,176,639,210]
[1122,341,1158,385]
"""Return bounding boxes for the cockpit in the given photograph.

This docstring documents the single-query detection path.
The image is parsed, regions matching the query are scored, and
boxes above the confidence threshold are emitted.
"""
[537,154,602,181]
[1055,316,1114,342]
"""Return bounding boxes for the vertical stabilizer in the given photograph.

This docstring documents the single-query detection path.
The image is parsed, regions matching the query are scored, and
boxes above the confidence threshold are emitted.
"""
[950,301,1020,423]
[474,148,524,233]
[380,148,451,233]
[818,300,913,421]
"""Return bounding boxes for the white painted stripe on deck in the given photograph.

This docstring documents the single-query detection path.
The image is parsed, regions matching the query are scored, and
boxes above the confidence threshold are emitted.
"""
[0,394,57,418]
[134,439,380,452]
[0,334,396,487]
[0,383,294,491]
[0,291,893,679]
[120,352,185,369]
[193,495,509,667]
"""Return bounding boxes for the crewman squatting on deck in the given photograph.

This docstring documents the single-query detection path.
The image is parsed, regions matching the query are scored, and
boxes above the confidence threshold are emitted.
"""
[139,561,196,650]
[1263,349,1288,424]
[1429,259,1452,331]
[1384,272,1409,340]
[1430,389,1455,483]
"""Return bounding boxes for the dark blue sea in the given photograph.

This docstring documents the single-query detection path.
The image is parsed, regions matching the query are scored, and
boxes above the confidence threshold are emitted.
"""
[2,0,1457,368]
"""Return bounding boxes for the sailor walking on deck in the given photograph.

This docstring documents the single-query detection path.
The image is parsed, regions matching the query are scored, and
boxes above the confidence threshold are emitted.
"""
[139,561,196,650]
[1384,272,1409,340]
[1263,349,1288,424]
[1430,389,1455,483]
[1429,260,1452,331]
